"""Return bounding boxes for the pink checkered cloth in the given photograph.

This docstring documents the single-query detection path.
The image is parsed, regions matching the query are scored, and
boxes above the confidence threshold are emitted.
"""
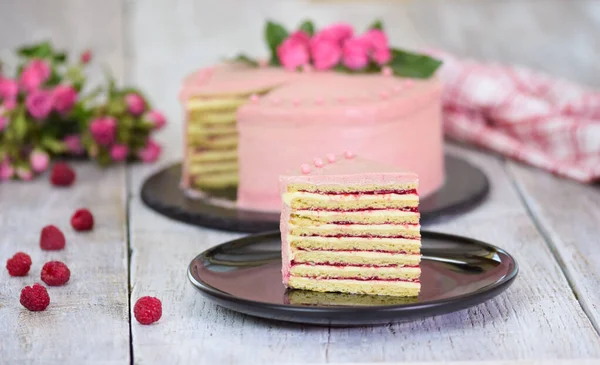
[432,52,600,182]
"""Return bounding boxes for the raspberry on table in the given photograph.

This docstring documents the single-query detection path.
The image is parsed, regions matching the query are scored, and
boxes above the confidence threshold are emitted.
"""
[20,283,50,311]
[6,252,32,277]
[41,261,71,286]
[40,225,66,250]
[50,162,76,187]
[134,296,162,325]
[71,209,94,231]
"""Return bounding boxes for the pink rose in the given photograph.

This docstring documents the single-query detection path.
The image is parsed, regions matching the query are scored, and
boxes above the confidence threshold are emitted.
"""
[90,117,117,146]
[138,139,161,163]
[0,116,8,132]
[81,50,92,64]
[146,110,166,130]
[3,98,16,111]
[289,30,310,46]
[0,78,18,102]
[314,23,353,44]
[0,159,14,181]
[53,85,77,114]
[110,144,129,161]
[30,150,50,172]
[372,48,391,65]
[277,36,310,71]
[363,29,389,51]
[310,38,342,71]
[342,37,370,70]
[20,59,51,92]
[125,93,146,116]
[25,89,53,120]
[16,167,33,181]
[63,134,84,155]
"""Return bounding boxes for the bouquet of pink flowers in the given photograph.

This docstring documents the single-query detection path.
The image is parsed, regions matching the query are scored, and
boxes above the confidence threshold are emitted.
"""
[234,19,441,78]
[0,42,165,181]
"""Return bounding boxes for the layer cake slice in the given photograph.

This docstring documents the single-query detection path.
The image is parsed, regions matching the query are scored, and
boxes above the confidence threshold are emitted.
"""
[280,152,421,297]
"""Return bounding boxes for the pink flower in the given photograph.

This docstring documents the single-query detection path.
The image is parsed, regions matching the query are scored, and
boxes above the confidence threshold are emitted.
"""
[138,139,161,163]
[30,150,50,172]
[25,89,53,120]
[342,37,370,70]
[0,159,14,181]
[314,23,354,44]
[277,35,310,71]
[81,50,92,64]
[125,93,146,116]
[310,38,342,71]
[3,99,16,111]
[363,29,389,51]
[372,48,391,65]
[289,30,310,46]
[16,167,33,181]
[53,85,77,114]
[0,116,8,132]
[146,110,166,130]
[90,117,117,146]
[110,144,129,161]
[0,78,18,102]
[20,59,51,92]
[63,134,84,155]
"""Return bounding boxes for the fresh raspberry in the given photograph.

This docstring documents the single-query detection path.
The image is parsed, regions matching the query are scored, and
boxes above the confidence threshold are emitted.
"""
[6,252,32,276]
[71,209,94,231]
[134,296,162,325]
[50,162,76,186]
[40,225,66,250]
[41,261,71,286]
[20,283,50,311]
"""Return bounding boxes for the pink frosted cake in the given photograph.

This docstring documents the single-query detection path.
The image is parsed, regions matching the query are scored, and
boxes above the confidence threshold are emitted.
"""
[179,20,444,212]
[280,152,421,297]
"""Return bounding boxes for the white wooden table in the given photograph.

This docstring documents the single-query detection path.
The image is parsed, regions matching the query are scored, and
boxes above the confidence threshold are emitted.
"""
[2,122,600,364]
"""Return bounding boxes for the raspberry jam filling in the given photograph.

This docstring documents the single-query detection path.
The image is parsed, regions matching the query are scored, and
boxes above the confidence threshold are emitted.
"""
[298,275,421,283]
[298,189,418,195]
[291,261,420,268]
[295,247,417,254]
[303,207,419,213]
[303,234,419,239]
[328,221,419,226]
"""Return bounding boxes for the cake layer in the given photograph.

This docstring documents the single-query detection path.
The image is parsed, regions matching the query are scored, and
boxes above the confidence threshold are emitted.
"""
[188,149,238,163]
[188,124,237,137]
[192,173,238,188]
[187,97,246,111]
[290,264,420,280]
[288,276,421,296]
[289,235,420,254]
[284,192,418,211]
[188,111,237,125]
[289,223,420,239]
[187,135,238,148]
[291,209,419,224]
[188,160,238,174]
[286,290,419,306]
[291,250,421,266]
[286,183,417,194]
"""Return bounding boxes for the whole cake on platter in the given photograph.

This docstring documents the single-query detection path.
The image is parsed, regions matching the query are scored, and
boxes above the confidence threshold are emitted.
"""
[180,19,444,212]
[279,153,421,297]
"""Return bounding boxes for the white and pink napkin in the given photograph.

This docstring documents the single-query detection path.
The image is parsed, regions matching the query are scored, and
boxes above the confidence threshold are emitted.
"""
[432,51,600,182]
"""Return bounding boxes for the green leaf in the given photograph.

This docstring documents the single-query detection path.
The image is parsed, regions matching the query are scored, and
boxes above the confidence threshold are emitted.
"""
[368,19,384,31]
[229,54,259,67]
[17,41,54,59]
[53,52,67,63]
[299,20,315,36]
[11,109,28,142]
[388,48,442,79]
[265,20,289,66]
[40,136,66,154]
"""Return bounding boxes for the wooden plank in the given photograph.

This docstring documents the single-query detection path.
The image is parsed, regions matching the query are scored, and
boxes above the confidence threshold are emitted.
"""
[128,120,600,363]
[507,161,600,332]
[0,163,130,364]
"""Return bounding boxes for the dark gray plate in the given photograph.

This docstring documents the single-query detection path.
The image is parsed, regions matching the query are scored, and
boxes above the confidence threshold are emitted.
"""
[188,231,518,326]
[142,154,489,233]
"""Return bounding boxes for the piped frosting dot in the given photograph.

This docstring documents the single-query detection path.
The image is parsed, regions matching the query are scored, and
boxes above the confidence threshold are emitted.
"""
[380,91,389,99]
[381,66,393,77]
[344,151,354,159]
[249,94,259,103]
[292,98,301,106]
[313,158,324,168]
[326,153,336,163]
[300,164,311,174]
